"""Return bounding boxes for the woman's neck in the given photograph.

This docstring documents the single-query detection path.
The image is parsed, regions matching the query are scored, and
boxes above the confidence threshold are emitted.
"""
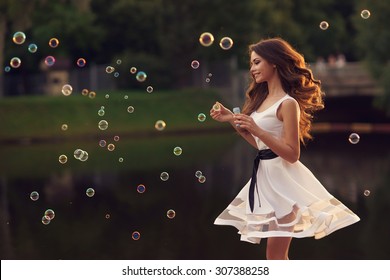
[267,76,285,98]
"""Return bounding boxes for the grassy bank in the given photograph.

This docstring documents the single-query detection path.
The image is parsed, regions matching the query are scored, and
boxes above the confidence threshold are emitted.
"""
[0,88,228,141]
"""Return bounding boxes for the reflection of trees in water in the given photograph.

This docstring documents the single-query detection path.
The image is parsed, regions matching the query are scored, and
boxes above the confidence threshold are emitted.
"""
[358,154,390,259]
[1,133,389,259]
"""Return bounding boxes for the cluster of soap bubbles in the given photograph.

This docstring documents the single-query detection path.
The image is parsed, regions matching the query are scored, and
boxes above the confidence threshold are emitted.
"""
[319,9,371,31]
[191,32,233,74]
[80,88,96,99]
[347,133,371,197]
[105,61,153,93]
[41,209,55,225]
[74,148,89,162]
[195,170,206,183]
[205,72,213,83]
[199,32,234,50]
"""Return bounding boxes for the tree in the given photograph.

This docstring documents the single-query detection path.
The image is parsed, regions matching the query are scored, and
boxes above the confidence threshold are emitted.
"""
[354,0,390,113]
[0,0,37,97]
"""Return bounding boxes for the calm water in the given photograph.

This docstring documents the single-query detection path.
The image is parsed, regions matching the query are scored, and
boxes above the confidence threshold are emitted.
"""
[0,132,389,260]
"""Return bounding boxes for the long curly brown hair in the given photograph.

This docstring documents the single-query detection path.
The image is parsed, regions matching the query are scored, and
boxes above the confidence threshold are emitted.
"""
[242,37,324,145]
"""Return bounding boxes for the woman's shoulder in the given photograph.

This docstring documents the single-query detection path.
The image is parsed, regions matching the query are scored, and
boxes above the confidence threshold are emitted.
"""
[278,96,300,114]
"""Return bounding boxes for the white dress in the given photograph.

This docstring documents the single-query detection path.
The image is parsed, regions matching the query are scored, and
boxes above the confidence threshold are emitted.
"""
[214,95,360,244]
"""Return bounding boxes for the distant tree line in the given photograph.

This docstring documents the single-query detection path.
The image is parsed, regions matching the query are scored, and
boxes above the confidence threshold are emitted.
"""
[1,0,389,110]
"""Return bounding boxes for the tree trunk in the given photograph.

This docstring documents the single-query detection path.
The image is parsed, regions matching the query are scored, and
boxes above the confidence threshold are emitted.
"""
[0,15,6,97]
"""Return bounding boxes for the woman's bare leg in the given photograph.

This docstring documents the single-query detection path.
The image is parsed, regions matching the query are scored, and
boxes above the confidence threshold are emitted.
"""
[266,237,292,260]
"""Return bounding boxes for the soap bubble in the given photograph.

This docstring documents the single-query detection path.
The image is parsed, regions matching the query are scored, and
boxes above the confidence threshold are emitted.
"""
[160,172,169,181]
[348,133,360,144]
[137,184,146,194]
[98,109,105,116]
[61,84,73,96]
[61,124,68,131]
[219,37,234,50]
[191,60,200,69]
[319,21,329,30]
[88,91,96,99]
[155,120,166,131]
[81,89,89,96]
[28,43,38,53]
[198,175,206,183]
[105,66,115,74]
[195,170,202,178]
[59,154,68,164]
[73,149,83,160]
[30,191,39,201]
[199,32,214,47]
[79,151,89,162]
[48,38,59,48]
[12,31,26,45]
[166,209,176,219]
[10,57,21,68]
[130,67,137,74]
[127,106,135,113]
[361,9,371,19]
[132,231,141,240]
[41,216,51,225]
[44,56,56,67]
[98,120,108,130]
[146,86,154,93]
[363,189,371,197]
[44,209,55,220]
[197,113,206,122]
[212,103,221,111]
[99,140,107,147]
[86,188,95,197]
[136,71,147,82]
[173,146,182,156]
[77,58,86,67]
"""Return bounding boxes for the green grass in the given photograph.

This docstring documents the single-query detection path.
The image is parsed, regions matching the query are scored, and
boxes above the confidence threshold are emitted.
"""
[0,88,227,141]
[0,88,239,177]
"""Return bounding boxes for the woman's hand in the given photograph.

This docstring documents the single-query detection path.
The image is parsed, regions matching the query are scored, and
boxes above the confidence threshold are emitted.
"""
[233,113,260,135]
[210,102,234,123]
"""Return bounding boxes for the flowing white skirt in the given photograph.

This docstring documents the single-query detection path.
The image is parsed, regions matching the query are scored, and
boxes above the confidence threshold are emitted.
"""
[214,157,360,244]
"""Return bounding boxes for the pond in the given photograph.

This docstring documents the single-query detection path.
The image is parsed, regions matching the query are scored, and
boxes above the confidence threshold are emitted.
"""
[0,131,389,259]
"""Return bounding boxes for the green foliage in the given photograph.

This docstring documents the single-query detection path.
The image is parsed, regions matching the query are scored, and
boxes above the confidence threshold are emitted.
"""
[1,0,389,93]
[31,0,105,59]
[354,0,390,113]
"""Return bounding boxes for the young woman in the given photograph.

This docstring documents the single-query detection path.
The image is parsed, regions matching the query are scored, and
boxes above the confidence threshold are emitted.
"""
[210,37,360,260]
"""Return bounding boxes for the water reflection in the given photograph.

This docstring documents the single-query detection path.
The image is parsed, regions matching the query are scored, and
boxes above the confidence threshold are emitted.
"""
[0,132,389,259]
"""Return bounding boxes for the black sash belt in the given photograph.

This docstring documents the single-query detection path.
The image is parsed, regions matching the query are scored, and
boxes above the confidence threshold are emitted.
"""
[249,149,278,212]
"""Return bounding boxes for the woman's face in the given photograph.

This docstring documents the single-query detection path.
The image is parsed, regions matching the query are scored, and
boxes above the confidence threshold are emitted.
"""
[250,51,275,84]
